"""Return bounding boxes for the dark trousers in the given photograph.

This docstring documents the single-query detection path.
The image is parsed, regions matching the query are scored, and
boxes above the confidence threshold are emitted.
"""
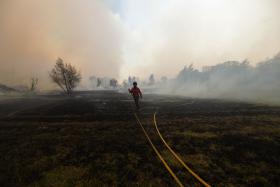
[133,96,140,109]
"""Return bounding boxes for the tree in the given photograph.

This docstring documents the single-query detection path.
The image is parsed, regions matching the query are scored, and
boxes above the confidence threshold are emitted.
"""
[176,64,199,83]
[97,78,102,87]
[30,77,38,92]
[122,80,128,88]
[149,74,155,85]
[49,58,81,95]
[110,78,118,88]
[128,76,133,85]
[89,76,97,89]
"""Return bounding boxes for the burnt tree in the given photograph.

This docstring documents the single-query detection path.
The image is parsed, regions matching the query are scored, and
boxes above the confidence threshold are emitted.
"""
[49,58,81,95]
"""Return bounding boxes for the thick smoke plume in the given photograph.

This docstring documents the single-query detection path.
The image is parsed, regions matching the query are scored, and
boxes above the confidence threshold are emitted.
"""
[0,0,123,89]
[158,53,280,104]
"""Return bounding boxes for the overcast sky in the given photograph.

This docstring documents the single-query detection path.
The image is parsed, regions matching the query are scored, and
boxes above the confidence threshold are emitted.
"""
[0,0,279,87]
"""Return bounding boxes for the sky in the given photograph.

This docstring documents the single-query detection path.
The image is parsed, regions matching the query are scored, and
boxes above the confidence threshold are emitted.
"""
[0,0,280,88]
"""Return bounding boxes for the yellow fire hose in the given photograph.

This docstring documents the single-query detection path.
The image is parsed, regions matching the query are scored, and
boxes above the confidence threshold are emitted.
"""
[134,113,184,187]
[153,112,211,187]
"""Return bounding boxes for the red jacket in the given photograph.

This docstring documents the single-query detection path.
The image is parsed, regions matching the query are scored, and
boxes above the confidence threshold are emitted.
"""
[129,86,142,97]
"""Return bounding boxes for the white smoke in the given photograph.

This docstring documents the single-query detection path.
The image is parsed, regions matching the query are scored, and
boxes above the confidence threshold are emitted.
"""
[159,53,280,104]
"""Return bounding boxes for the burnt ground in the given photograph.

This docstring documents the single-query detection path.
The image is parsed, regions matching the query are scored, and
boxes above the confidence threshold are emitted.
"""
[0,91,279,187]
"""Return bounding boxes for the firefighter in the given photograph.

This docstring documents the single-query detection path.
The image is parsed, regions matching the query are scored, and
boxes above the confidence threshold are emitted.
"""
[128,81,142,110]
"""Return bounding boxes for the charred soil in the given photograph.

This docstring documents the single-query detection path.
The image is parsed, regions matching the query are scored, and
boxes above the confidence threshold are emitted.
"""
[0,91,279,187]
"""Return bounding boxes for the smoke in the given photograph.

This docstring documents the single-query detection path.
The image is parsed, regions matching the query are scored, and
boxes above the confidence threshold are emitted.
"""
[1,0,280,105]
[113,0,280,104]
[0,0,124,89]
[158,53,280,104]
[119,0,280,79]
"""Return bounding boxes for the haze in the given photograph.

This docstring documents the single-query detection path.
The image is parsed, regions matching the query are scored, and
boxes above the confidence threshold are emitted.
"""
[0,0,280,88]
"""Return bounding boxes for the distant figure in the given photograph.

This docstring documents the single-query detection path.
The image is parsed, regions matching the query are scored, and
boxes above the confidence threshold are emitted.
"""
[128,82,142,110]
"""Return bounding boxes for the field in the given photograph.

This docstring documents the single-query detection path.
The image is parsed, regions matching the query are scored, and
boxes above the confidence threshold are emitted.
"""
[0,91,279,187]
